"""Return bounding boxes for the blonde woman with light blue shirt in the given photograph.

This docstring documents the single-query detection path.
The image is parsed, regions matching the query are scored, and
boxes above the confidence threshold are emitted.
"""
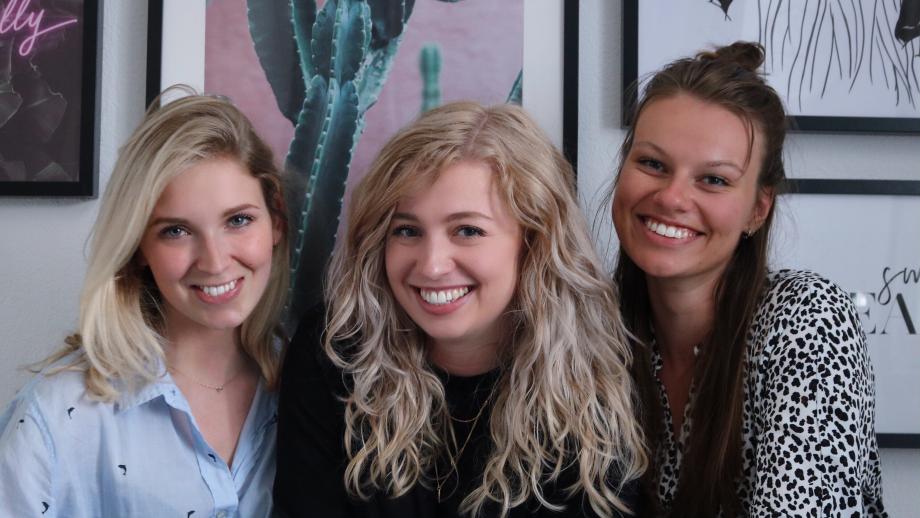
[0,91,289,517]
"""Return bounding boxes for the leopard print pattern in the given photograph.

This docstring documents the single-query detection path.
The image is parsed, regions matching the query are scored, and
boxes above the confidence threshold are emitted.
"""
[652,270,886,516]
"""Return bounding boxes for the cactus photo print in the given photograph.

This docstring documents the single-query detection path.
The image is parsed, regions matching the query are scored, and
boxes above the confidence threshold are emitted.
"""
[204,0,523,331]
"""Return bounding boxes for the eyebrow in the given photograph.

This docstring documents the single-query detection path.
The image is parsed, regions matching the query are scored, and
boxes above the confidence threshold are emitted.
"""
[632,141,668,157]
[148,203,262,227]
[633,141,744,173]
[391,211,494,222]
[704,160,745,173]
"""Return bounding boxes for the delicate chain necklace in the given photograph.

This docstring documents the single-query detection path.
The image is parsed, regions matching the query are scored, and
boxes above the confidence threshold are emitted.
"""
[434,382,498,502]
[168,364,245,393]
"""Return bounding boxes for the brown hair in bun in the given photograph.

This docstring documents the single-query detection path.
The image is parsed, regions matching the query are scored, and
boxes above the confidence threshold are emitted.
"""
[614,41,789,515]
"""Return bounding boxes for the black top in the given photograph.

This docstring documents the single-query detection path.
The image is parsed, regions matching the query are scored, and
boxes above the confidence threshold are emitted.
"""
[273,306,639,517]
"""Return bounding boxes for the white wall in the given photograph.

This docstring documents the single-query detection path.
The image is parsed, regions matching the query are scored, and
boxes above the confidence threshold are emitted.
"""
[522,0,563,150]
[0,0,914,513]
[576,0,920,515]
[0,2,149,399]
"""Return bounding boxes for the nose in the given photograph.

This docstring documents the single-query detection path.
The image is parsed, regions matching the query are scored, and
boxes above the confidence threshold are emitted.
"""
[196,233,229,274]
[653,175,692,213]
[418,236,455,278]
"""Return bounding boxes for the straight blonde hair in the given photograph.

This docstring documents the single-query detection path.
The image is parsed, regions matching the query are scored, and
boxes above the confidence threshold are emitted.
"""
[326,101,647,516]
[44,89,289,400]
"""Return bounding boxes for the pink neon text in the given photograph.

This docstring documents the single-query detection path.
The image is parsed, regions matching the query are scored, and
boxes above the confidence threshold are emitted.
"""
[0,0,78,56]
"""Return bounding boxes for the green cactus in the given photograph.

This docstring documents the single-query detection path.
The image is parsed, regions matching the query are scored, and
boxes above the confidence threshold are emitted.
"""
[247,0,425,332]
[507,69,522,105]
[419,44,441,112]
[247,0,524,334]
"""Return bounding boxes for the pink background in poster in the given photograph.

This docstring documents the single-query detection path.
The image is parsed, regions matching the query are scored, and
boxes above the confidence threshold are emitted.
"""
[204,0,523,204]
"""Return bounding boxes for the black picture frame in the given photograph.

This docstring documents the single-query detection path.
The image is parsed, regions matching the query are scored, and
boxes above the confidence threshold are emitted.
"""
[622,0,920,135]
[617,0,920,197]
[0,0,102,197]
[146,0,163,108]
[562,0,578,175]
[778,192,920,448]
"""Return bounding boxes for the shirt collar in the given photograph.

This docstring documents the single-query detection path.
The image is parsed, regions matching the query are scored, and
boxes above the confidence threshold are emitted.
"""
[113,363,278,426]
[113,361,178,414]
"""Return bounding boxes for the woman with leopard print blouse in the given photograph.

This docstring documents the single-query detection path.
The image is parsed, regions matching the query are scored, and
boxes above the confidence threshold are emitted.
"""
[610,42,885,516]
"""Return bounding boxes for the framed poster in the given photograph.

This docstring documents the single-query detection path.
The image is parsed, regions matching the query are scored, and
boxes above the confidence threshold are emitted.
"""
[617,0,920,196]
[623,0,920,134]
[562,0,578,172]
[147,0,524,328]
[147,0,523,190]
[774,193,920,447]
[0,0,101,197]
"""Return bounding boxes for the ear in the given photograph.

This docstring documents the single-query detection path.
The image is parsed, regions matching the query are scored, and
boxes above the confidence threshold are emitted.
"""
[747,186,774,234]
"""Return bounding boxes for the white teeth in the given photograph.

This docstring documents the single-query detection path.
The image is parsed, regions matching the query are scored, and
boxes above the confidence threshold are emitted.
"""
[420,287,470,305]
[200,279,237,297]
[645,218,693,239]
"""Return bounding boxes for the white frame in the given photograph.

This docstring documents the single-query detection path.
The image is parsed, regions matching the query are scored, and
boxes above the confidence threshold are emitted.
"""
[773,194,920,441]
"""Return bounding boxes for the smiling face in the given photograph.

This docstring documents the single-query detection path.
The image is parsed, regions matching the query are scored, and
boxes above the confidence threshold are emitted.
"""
[385,160,522,358]
[612,94,773,291]
[138,156,281,340]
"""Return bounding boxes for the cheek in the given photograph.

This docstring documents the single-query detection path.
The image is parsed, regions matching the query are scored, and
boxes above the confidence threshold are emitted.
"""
[237,225,277,268]
[140,243,189,283]
[611,188,634,236]
[383,242,403,290]
[488,241,522,297]
[611,191,625,221]
[710,199,756,236]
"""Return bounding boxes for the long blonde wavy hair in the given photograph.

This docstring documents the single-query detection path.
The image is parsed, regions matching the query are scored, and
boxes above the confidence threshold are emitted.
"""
[43,89,289,400]
[325,101,647,516]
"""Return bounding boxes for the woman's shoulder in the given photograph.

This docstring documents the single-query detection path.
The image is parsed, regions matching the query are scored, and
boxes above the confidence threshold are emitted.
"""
[757,269,855,323]
[22,354,92,405]
[751,269,865,362]
[2,353,103,435]
[764,269,851,303]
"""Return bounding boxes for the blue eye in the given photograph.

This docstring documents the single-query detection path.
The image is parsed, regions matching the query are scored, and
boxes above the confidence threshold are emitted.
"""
[637,157,665,172]
[702,175,728,187]
[159,226,188,239]
[391,225,419,238]
[228,213,254,228]
[456,226,485,238]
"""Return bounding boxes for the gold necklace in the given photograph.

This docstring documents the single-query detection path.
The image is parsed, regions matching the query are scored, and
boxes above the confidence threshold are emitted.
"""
[168,364,244,393]
[434,383,497,501]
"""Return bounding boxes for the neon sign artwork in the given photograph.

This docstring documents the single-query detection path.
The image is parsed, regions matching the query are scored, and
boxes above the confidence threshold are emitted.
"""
[0,0,78,56]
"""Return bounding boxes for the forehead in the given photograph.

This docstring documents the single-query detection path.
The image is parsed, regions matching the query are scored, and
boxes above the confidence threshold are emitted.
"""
[634,94,763,169]
[396,160,507,216]
[152,157,263,214]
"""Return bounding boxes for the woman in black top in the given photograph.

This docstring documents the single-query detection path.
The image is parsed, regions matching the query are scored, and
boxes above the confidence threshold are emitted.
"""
[274,102,647,517]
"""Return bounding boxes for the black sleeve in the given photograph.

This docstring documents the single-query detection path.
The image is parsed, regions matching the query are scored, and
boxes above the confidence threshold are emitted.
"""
[273,304,352,518]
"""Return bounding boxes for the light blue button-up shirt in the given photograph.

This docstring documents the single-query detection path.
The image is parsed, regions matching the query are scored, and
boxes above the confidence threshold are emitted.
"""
[0,358,277,517]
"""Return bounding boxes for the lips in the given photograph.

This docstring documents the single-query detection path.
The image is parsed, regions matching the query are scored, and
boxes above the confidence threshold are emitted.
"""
[193,277,243,303]
[419,286,471,305]
[413,285,474,315]
[642,216,699,240]
[196,279,237,297]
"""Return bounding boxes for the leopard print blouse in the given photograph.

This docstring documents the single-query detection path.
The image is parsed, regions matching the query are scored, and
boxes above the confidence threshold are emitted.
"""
[651,270,886,516]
